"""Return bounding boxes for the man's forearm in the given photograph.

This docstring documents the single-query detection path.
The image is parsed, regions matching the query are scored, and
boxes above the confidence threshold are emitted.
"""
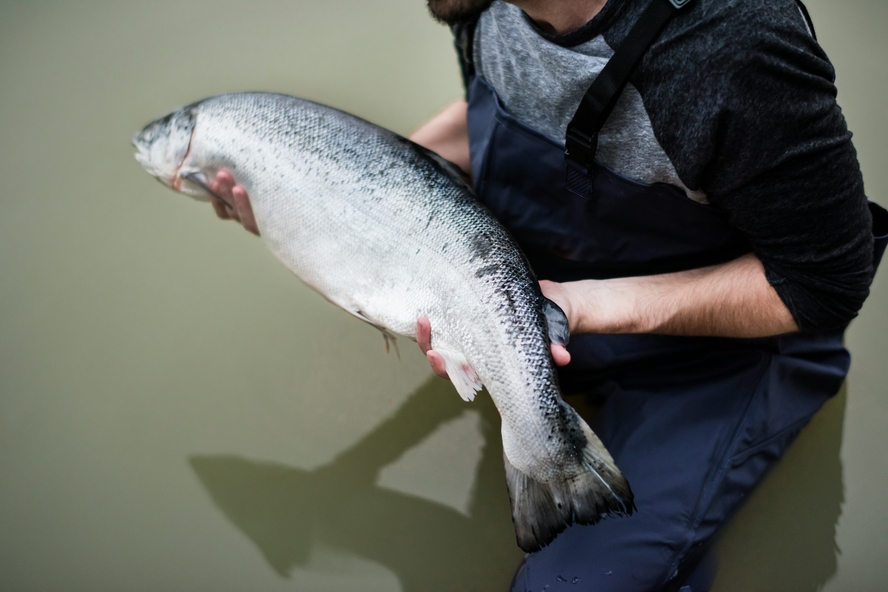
[408,103,798,339]
[543,253,800,338]
[409,100,471,174]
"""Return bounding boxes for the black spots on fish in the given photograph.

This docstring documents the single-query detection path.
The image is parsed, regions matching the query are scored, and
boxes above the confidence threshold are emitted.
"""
[155,111,176,128]
[152,104,194,132]
[345,151,401,190]
[566,426,588,460]
[470,231,497,262]
[480,252,541,344]
[473,264,500,279]
[493,286,520,323]
[538,402,587,462]
[401,137,474,193]
[165,107,197,139]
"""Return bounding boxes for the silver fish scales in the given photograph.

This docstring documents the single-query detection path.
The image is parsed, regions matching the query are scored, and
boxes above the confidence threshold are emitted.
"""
[133,92,633,551]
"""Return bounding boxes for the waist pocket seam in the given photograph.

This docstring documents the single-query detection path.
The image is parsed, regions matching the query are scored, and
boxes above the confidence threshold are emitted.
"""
[728,414,812,468]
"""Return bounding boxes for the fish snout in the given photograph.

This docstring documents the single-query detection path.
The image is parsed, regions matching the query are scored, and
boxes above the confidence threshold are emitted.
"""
[133,104,197,190]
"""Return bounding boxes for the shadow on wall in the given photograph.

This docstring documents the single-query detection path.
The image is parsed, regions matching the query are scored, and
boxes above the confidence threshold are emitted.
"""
[711,384,846,592]
[188,376,845,592]
[189,377,524,592]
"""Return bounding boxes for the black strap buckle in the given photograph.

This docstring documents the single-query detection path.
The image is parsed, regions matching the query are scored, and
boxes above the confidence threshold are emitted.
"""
[565,127,597,169]
[562,0,694,199]
[565,127,597,198]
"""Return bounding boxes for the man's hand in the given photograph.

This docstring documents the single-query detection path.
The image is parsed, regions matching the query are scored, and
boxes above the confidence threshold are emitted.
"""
[539,254,799,338]
[208,169,260,236]
[416,314,571,380]
[416,317,449,378]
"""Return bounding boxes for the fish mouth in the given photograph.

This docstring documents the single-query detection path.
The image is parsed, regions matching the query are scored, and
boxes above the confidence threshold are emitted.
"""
[132,134,168,184]
[132,105,198,192]
[133,102,231,207]
[133,125,230,209]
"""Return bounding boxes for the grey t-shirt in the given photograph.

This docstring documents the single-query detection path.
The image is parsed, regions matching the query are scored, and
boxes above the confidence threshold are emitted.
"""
[463,0,874,331]
[476,1,706,202]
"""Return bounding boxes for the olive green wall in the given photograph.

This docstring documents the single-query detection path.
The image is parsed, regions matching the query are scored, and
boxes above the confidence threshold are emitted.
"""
[0,1,884,590]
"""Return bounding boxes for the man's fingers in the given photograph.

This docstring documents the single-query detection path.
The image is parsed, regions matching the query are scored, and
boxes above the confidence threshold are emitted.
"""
[416,317,432,353]
[227,201,242,222]
[211,169,241,221]
[210,196,230,219]
[214,169,235,191]
[551,343,571,366]
[209,168,259,234]
[416,317,449,378]
[426,350,449,379]
[233,185,260,236]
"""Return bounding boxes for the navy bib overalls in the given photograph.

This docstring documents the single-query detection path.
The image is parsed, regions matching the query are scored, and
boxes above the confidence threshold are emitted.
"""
[466,71,886,591]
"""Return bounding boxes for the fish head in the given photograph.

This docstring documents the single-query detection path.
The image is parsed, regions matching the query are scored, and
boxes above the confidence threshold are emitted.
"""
[133,103,206,198]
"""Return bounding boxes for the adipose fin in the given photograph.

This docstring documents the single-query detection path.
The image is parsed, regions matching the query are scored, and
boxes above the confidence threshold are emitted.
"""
[542,298,570,346]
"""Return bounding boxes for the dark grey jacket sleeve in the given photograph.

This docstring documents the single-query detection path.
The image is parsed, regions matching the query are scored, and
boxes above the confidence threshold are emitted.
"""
[641,0,874,331]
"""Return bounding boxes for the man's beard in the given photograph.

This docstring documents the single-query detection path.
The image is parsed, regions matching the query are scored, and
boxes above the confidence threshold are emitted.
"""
[427,0,495,25]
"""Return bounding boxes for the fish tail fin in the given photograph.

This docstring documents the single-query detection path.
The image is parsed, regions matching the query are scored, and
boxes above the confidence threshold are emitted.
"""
[503,419,634,553]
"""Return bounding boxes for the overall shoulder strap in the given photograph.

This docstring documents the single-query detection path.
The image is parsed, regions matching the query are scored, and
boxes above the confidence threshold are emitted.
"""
[565,0,693,197]
[451,20,479,99]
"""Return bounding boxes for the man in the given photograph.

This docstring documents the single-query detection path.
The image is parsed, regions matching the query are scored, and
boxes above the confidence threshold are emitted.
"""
[208,0,884,589]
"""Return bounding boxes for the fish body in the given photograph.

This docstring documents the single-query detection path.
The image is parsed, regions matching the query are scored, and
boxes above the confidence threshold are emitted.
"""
[133,92,633,551]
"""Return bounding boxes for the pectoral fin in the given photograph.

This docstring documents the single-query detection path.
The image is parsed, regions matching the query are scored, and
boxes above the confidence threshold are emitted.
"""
[180,170,233,209]
[345,307,400,359]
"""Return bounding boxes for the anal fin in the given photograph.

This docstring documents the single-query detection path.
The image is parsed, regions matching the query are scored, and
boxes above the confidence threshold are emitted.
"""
[434,347,482,402]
